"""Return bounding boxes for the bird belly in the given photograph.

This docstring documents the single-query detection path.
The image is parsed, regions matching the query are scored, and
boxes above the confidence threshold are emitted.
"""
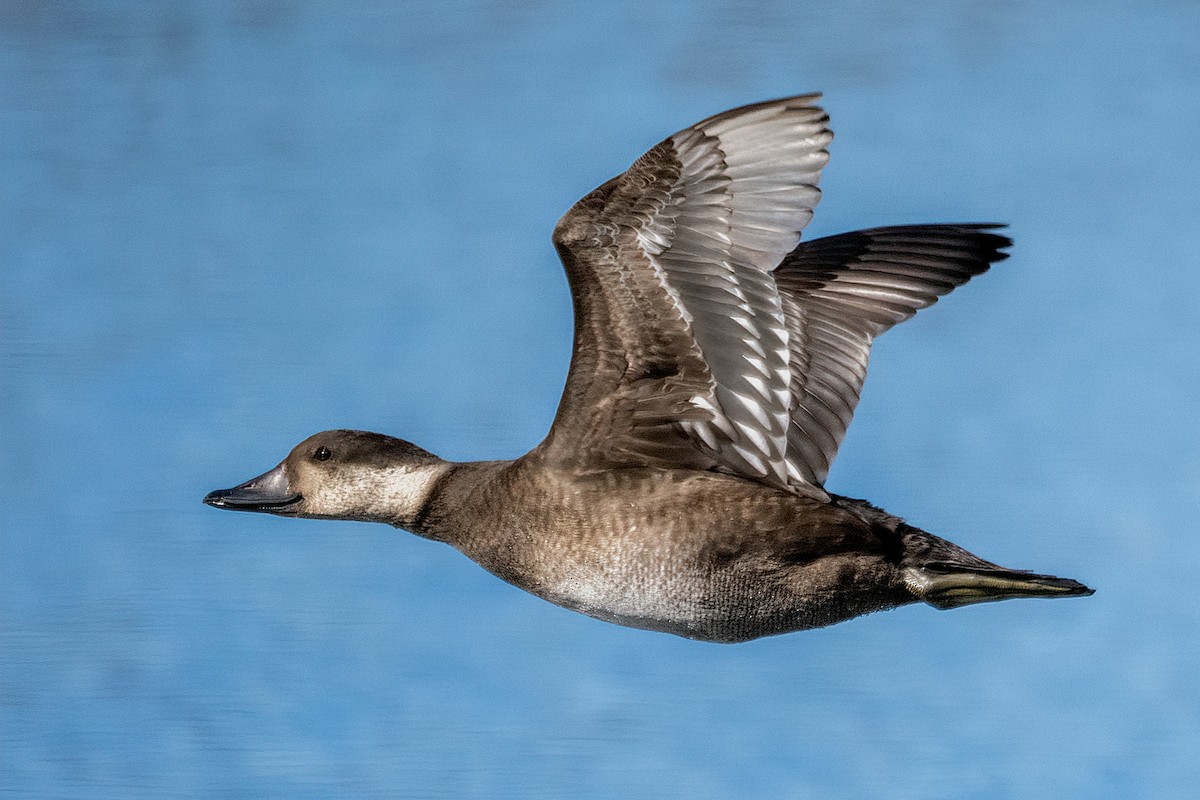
[530,541,911,643]
[541,564,724,640]
[528,537,799,642]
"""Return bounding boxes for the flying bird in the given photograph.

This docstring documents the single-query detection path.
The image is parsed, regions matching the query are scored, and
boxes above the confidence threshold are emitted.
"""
[206,95,1092,642]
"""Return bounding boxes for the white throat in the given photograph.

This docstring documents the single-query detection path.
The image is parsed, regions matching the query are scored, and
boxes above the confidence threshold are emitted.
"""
[369,462,452,525]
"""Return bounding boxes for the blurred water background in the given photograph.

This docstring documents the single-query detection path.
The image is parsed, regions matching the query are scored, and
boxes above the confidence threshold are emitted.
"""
[3,1,1198,797]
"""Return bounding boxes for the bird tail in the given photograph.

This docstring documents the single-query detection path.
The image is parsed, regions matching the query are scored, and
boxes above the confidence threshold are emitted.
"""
[901,528,1094,610]
[906,562,1094,610]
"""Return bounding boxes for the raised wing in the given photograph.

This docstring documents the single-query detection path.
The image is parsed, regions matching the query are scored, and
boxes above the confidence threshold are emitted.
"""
[538,96,833,490]
[537,96,1009,496]
[774,224,1011,486]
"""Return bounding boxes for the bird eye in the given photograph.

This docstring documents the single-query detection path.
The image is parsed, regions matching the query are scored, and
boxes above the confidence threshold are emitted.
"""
[314,446,332,462]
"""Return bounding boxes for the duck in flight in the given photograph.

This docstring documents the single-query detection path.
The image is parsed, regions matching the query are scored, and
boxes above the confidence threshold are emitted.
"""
[205,95,1092,642]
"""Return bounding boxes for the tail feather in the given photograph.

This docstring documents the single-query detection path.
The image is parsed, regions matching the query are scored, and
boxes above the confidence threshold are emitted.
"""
[907,562,1095,610]
[900,526,1094,610]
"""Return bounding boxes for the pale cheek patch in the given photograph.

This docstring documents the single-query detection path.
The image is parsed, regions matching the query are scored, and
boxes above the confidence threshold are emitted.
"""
[304,463,448,524]
[314,469,376,515]
[374,465,445,517]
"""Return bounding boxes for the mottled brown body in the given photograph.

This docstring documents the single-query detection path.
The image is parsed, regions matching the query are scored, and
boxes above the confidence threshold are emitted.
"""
[415,456,913,642]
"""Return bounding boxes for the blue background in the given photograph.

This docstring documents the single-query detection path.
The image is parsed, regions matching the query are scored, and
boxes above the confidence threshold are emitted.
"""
[3,2,1198,797]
